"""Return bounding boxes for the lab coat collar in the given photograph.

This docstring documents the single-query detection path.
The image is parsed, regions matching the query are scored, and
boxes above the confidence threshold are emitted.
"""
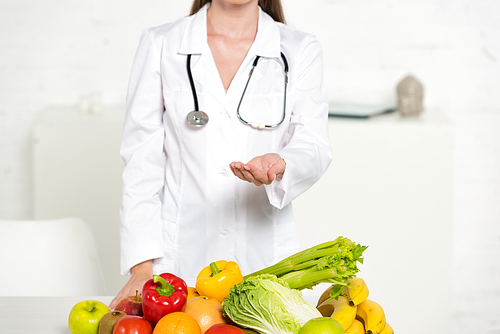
[178,4,209,55]
[178,3,281,109]
[251,6,282,59]
[178,4,281,58]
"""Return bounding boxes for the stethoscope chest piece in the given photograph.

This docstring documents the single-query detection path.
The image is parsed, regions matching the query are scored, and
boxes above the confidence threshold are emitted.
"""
[187,110,209,127]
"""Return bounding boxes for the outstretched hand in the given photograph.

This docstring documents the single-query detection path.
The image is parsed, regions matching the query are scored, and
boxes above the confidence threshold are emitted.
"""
[230,153,286,186]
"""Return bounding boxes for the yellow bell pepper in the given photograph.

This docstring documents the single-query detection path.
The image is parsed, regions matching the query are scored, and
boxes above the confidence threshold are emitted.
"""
[195,260,244,303]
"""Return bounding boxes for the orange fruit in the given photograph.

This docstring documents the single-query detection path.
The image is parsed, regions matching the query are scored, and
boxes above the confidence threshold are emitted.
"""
[184,296,228,334]
[187,287,200,301]
[153,312,201,334]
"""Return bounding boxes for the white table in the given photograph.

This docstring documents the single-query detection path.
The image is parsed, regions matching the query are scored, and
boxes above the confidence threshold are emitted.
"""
[0,296,113,334]
[0,295,322,334]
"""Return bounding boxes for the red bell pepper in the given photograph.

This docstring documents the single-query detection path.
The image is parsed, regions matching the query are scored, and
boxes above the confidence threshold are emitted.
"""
[142,273,188,324]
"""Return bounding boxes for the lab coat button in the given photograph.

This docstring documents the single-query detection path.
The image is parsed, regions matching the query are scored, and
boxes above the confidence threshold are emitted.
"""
[221,229,229,237]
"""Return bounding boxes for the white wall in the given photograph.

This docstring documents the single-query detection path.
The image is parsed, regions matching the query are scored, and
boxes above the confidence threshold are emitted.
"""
[0,1,499,333]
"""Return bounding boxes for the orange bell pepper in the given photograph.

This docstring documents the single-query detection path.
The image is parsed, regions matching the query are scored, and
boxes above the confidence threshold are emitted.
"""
[195,260,244,303]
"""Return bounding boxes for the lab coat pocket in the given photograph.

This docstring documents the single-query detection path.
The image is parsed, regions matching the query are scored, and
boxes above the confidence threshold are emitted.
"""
[163,90,196,127]
[163,89,211,146]
[237,94,285,128]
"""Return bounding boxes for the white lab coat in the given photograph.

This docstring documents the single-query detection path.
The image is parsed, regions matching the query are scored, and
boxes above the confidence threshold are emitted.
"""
[119,4,333,285]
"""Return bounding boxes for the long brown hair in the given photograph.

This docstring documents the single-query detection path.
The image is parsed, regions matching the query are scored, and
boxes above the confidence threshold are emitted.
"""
[189,0,286,24]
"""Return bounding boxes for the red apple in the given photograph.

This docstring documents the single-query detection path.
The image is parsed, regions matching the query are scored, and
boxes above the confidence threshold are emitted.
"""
[114,290,143,317]
[112,315,153,334]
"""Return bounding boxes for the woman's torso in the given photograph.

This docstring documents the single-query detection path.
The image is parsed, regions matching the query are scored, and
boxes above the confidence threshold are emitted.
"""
[128,5,317,284]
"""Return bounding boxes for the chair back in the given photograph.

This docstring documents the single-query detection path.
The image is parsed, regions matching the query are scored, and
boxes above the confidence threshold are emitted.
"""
[0,217,108,296]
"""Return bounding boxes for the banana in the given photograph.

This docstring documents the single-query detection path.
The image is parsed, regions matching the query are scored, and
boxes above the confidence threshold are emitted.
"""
[343,277,369,306]
[317,278,369,308]
[345,319,365,334]
[379,322,394,334]
[355,299,386,334]
[317,295,357,331]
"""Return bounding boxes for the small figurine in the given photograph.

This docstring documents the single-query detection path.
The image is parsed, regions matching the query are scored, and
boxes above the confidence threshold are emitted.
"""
[397,75,424,116]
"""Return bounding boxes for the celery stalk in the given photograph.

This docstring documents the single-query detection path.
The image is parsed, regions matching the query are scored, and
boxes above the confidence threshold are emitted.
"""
[244,236,368,300]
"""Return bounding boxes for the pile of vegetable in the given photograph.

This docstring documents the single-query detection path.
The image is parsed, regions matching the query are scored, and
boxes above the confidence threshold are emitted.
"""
[68,236,368,334]
[220,236,368,334]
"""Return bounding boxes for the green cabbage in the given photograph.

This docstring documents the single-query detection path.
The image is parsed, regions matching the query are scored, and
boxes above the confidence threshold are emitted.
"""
[222,274,322,334]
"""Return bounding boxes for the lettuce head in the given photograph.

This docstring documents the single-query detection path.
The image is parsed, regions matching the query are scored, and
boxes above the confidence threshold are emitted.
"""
[222,274,322,334]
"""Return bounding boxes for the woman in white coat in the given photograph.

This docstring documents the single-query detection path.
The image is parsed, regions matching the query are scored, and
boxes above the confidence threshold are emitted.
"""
[110,0,332,308]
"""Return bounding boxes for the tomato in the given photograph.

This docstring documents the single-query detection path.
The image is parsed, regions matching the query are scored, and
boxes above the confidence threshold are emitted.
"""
[205,324,246,334]
[113,315,153,334]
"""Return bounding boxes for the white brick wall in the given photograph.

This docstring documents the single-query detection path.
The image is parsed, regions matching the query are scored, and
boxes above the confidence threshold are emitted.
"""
[0,1,499,332]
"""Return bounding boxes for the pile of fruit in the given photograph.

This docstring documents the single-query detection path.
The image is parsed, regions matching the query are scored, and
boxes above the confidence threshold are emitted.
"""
[316,278,393,334]
[68,237,392,334]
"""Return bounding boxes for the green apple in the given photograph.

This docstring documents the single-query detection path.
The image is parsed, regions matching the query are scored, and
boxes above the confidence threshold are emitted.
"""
[68,300,111,334]
[300,317,345,334]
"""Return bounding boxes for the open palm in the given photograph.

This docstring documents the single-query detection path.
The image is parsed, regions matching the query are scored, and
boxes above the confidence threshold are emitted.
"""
[230,153,286,186]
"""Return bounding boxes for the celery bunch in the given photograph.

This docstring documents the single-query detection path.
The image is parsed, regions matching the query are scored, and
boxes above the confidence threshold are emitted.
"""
[244,236,368,300]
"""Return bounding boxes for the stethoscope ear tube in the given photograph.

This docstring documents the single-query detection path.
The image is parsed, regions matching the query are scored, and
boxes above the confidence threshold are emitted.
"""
[186,54,209,126]
[236,56,260,128]
[236,52,288,129]
[187,54,199,112]
[280,52,289,73]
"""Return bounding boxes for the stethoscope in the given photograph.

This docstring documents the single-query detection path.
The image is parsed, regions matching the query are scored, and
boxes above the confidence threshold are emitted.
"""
[186,52,289,129]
